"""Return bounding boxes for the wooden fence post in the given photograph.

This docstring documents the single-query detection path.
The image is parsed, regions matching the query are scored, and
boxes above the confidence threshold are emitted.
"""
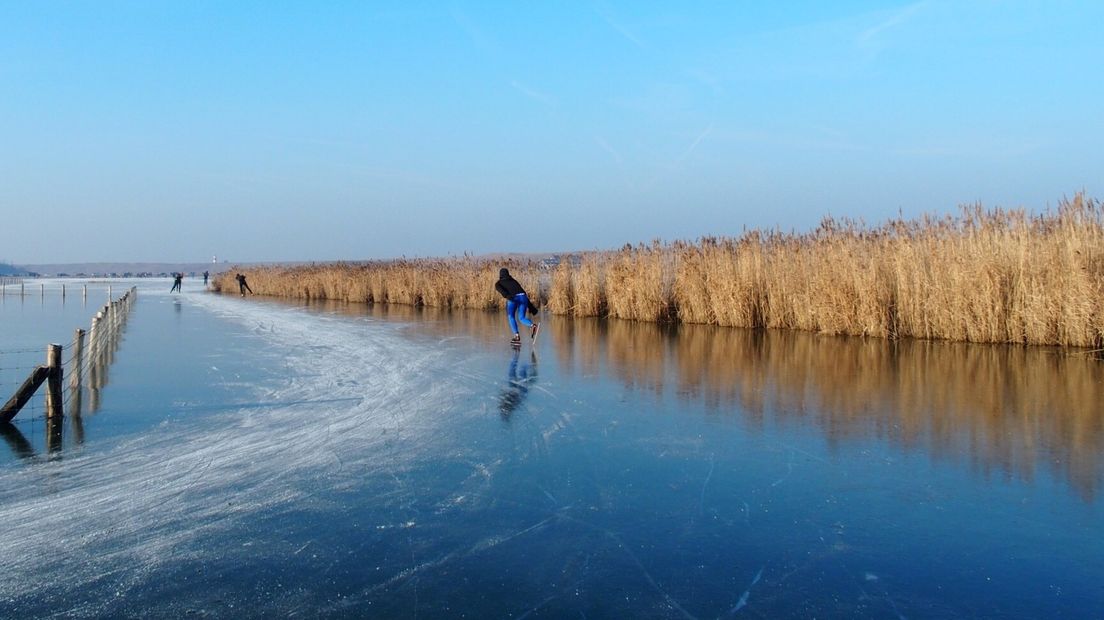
[69,328,85,389]
[46,414,62,454]
[68,328,86,417]
[89,314,101,390]
[0,368,50,423]
[45,344,63,419]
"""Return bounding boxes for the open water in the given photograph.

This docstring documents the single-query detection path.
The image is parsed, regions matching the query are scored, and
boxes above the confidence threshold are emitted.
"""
[0,278,1101,618]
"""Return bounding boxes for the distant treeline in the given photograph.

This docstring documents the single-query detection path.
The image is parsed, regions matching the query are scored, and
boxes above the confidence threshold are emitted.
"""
[214,194,1104,348]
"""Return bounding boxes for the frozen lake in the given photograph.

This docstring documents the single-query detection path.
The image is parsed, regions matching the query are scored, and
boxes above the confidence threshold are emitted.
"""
[1,279,1102,618]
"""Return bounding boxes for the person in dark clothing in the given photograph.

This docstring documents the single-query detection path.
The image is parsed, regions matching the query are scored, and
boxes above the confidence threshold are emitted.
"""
[236,273,254,297]
[203,271,209,286]
[495,268,538,344]
[170,272,183,293]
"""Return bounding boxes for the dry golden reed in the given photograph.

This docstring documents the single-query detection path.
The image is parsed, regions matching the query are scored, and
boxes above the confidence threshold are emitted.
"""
[215,194,1104,347]
[215,259,544,311]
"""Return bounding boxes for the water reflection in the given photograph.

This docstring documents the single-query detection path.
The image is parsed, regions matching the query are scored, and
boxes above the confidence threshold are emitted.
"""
[0,423,35,460]
[498,348,537,421]
[298,299,1104,501]
[561,320,1104,501]
[0,284,136,462]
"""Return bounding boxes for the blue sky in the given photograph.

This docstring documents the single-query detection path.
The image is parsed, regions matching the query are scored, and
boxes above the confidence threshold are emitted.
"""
[1,1,1101,263]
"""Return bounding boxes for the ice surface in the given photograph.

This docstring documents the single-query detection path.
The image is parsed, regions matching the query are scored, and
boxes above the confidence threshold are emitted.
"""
[0,283,1101,618]
[0,288,472,615]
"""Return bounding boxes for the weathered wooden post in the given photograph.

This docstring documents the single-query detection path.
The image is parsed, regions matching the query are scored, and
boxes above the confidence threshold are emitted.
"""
[67,379,84,419]
[112,300,120,340]
[83,284,87,301]
[45,344,63,419]
[46,413,62,454]
[0,367,50,423]
[69,328,85,390]
[70,326,86,412]
[88,314,101,390]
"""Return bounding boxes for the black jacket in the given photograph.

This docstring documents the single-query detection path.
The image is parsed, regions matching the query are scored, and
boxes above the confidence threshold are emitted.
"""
[495,274,526,299]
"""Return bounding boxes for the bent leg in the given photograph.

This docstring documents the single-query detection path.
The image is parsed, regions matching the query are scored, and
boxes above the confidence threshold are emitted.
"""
[506,299,520,334]
[515,294,534,328]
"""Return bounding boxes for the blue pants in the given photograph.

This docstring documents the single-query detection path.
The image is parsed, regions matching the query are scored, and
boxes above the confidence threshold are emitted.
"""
[506,293,534,334]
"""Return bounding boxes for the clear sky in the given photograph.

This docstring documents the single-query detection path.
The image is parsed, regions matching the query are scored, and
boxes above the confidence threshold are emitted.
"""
[2,1,1101,263]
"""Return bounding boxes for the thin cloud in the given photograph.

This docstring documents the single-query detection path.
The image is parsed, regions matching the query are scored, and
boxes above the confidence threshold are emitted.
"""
[703,126,869,153]
[449,6,497,54]
[596,5,646,49]
[510,80,557,108]
[595,136,639,192]
[808,124,850,142]
[677,124,714,163]
[639,124,715,192]
[595,136,624,165]
[686,67,723,95]
[857,1,927,47]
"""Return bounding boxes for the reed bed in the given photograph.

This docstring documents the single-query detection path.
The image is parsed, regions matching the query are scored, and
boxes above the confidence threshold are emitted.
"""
[215,259,545,311]
[215,194,1104,347]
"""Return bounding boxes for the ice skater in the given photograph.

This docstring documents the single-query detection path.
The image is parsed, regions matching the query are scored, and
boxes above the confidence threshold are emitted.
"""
[170,272,183,293]
[495,267,538,345]
[236,273,254,297]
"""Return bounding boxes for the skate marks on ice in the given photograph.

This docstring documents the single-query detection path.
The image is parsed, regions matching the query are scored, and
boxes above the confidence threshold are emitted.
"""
[0,293,472,615]
[725,566,763,616]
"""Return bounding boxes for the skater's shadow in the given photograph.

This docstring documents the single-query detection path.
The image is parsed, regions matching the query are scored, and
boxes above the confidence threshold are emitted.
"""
[498,348,537,422]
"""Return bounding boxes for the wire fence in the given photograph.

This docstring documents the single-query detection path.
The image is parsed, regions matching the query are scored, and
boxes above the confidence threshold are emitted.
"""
[1,287,136,423]
[0,280,130,299]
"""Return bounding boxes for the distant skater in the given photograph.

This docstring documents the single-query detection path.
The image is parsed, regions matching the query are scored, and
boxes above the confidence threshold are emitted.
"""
[170,272,183,293]
[236,273,253,297]
[495,268,538,345]
[203,270,209,286]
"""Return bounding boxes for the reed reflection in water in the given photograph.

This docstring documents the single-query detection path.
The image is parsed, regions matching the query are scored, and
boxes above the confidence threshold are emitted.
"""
[307,298,1104,502]
[552,318,1104,502]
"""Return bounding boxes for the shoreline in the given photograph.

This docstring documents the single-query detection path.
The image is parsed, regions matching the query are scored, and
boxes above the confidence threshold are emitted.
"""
[213,196,1104,349]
